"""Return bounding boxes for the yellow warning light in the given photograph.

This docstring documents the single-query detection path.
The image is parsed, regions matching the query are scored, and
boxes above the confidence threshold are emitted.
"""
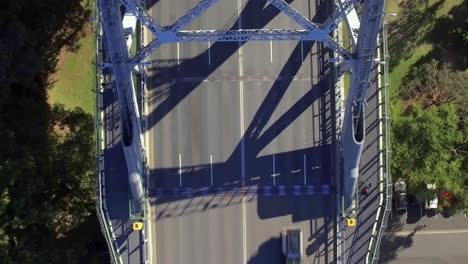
[133,222,143,231]
[346,217,356,227]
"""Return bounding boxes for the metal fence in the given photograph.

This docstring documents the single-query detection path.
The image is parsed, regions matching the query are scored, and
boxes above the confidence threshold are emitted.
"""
[94,0,123,263]
[137,1,151,261]
[333,18,347,264]
[366,20,392,264]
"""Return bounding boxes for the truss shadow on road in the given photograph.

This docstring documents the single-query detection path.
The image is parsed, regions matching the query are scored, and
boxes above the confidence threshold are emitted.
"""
[144,0,329,131]
[147,31,336,219]
[149,144,334,219]
[245,216,336,264]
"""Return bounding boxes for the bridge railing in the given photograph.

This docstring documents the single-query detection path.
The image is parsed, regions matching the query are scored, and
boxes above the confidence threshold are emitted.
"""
[94,1,122,263]
[366,20,392,264]
[136,2,151,261]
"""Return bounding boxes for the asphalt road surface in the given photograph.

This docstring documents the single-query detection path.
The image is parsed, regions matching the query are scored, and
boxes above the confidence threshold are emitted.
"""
[381,209,468,263]
[144,0,338,263]
[383,230,468,264]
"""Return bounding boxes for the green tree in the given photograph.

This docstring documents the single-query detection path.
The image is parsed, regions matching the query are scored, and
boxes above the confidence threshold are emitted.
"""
[400,59,468,108]
[0,0,104,262]
[47,104,96,238]
[392,104,466,204]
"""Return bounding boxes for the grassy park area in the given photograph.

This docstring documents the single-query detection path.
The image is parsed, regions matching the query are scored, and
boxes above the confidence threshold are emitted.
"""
[341,21,351,98]
[49,0,96,114]
[49,24,95,114]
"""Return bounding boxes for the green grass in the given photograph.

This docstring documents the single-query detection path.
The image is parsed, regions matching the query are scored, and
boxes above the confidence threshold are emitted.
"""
[386,0,464,96]
[49,1,95,114]
[343,73,350,98]
[388,44,432,96]
[49,26,95,114]
[341,22,351,98]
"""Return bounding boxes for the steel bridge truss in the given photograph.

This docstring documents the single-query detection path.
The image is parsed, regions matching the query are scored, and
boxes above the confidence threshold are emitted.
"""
[98,0,386,218]
[124,0,361,63]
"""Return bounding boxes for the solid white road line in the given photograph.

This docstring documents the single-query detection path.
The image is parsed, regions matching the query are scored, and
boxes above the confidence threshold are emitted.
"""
[272,154,276,186]
[303,154,307,185]
[208,41,211,65]
[270,40,273,63]
[242,197,247,264]
[238,0,247,263]
[177,42,180,66]
[178,153,182,187]
[210,154,213,186]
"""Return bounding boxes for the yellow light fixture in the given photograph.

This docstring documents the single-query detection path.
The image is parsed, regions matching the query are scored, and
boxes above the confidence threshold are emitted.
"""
[133,221,143,231]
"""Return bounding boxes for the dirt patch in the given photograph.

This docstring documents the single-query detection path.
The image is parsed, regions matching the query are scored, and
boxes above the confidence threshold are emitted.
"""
[402,99,417,113]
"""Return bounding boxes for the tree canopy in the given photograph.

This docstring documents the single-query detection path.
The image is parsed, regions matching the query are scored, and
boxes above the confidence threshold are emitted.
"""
[392,104,467,206]
[400,59,468,107]
[0,0,105,262]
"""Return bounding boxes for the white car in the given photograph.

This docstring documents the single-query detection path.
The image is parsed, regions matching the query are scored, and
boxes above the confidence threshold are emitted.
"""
[425,183,438,210]
[282,227,303,264]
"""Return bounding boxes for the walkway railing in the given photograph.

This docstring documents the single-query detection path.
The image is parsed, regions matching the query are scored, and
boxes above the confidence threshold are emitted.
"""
[94,1,122,263]
[366,20,392,263]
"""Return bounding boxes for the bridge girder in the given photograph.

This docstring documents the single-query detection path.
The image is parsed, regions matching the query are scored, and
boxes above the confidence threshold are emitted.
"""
[126,0,359,63]
[104,0,387,217]
[268,0,320,31]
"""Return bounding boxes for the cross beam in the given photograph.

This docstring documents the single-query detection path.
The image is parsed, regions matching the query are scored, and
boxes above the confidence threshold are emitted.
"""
[323,0,359,32]
[120,0,164,34]
[126,0,355,63]
[176,29,327,42]
[268,0,319,31]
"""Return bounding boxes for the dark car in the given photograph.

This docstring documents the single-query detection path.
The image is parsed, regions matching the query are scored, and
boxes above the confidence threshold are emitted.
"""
[394,181,408,212]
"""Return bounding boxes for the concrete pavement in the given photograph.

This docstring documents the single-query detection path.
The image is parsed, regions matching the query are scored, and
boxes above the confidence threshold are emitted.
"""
[144,0,338,263]
[381,216,468,264]
[388,232,468,264]
[380,208,468,263]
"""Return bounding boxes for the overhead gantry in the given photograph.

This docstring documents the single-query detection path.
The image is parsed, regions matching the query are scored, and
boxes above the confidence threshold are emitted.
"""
[98,0,385,215]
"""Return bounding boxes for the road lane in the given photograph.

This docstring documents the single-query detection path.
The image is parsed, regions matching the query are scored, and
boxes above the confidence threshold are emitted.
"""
[145,0,338,263]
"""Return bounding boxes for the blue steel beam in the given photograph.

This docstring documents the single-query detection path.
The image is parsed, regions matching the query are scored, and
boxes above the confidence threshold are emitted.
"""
[128,28,330,63]
[335,0,361,47]
[323,36,354,60]
[176,29,326,41]
[110,0,386,217]
[127,0,356,63]
[341,0,385,213]
[130,38,162,64]
[129,0,220,63]
[323,0,359,33]
[99,0,146,212]
[170,0,219,33]
[268,0,319,31]
[130,28,350,63]
[119,0,164,35]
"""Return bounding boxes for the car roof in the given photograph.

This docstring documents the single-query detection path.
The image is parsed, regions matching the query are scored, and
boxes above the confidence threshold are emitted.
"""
[395,181,406,192]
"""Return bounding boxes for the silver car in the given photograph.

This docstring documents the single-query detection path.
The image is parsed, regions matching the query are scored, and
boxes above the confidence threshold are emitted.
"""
[282,227,303,264]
